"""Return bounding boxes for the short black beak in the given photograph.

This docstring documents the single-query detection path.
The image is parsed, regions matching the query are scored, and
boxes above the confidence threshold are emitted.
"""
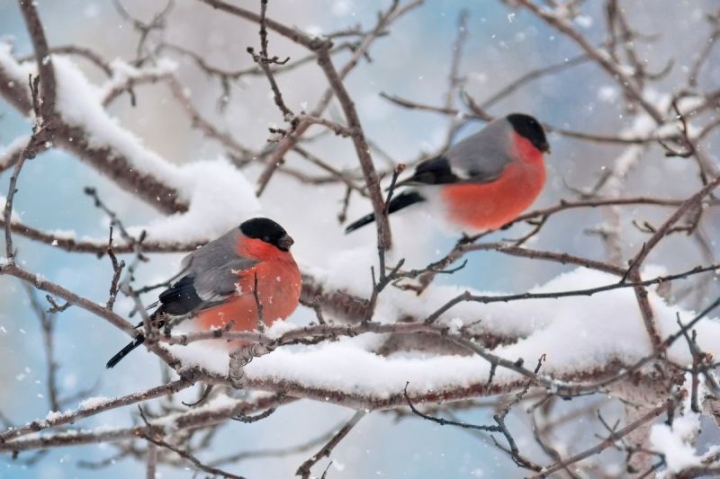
[277,234,294,251]
[543,143,551,155]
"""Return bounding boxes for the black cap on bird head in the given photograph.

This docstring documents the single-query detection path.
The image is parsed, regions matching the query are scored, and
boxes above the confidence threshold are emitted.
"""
[239,217,294,251]
[506,113,551,154]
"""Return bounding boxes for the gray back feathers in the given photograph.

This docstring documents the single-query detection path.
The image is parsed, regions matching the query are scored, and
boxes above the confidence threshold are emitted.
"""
[446,117,515,183]
[181,228,258,302]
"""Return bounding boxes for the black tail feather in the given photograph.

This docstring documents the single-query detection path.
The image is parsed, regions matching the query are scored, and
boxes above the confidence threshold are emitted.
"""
[106,334,146,369]
[344,212,376,234]
[344,191,425,234]
[106,320,149,369]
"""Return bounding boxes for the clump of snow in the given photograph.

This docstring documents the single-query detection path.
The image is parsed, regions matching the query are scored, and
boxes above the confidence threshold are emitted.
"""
[650,423,701,473]
[0,134,31,160]
[648,375,705,474]
[79,396,111,410]
[0,195,21,223]
[171,341,229,375]
[672,414,701,443]
[45,410,72,422]
[264,319,299,339]
[50,56,183,183]
[0,48,261,244]
[129,159,261,243]
[0,43,35,116]
[247,337,510,398]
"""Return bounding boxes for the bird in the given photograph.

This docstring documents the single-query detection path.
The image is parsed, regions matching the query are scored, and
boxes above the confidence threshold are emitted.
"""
[106,217,301,369]
[345,113,550,235]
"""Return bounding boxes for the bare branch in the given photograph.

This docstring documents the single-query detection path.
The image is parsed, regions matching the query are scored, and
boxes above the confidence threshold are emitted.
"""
[315,44,392,250]
[18,0,57,119]
[252,0,423,195]
[24,285,60,412]
[296,410,366,479]
[3,126,43,260]
[510,0,664,123]
[145,442,157,479]
[142,434,247,479]
[528,399,674,478]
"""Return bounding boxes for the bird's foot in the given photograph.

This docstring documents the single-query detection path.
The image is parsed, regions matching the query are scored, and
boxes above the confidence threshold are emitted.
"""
[227,342,276,389]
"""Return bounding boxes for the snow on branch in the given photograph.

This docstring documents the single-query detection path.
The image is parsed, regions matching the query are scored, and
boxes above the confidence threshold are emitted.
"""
[0,44,261,241]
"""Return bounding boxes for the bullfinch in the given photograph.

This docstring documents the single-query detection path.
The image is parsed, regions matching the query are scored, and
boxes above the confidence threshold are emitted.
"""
[106,217,301,369]
[345,113,550,234]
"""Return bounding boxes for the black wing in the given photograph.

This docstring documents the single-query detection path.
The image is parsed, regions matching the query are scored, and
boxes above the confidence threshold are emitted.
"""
[107,275,210,369]
[157,275,205,316]
[397,156,460,186]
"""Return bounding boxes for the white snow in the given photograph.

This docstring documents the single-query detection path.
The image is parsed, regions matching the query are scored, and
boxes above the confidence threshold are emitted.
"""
[45,410,72,422]
[244,337,517,398]
[51,56,183,184]
[0,46,262,244]
[264,319,300,339]
[0,135,31,163]
[0,43,35,116]
[161,267,720,404]
[0,195,21,223]
[650,423,702,473]
[127,159,261,243]
[650,372,708,474]
[78,396,111,410]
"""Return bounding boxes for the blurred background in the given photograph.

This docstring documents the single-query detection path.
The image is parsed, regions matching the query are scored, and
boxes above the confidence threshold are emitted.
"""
[1,0,718,477]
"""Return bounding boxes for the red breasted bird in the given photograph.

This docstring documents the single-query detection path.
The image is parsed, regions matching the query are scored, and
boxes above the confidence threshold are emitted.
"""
[106,217,301,369]
[345,113,550,234]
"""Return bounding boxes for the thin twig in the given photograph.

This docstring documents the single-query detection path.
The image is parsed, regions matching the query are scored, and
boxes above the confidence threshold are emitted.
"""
[145,442,157,479]
[106,226,126,310]
[511,0,663,123]
[315,43,392,250]
[0,376,196,443]
[527,399,674,478]
[23,285,60,412]
[404,383,500,432]
[246,0,295,123]
[18,0,57,119]
[295,410,366,479]
[253,271,265,332]
[142,434,248,479]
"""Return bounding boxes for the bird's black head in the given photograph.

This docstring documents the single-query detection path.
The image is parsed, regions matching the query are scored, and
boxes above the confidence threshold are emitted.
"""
[506,113,550,154]
[239,217,294,251]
